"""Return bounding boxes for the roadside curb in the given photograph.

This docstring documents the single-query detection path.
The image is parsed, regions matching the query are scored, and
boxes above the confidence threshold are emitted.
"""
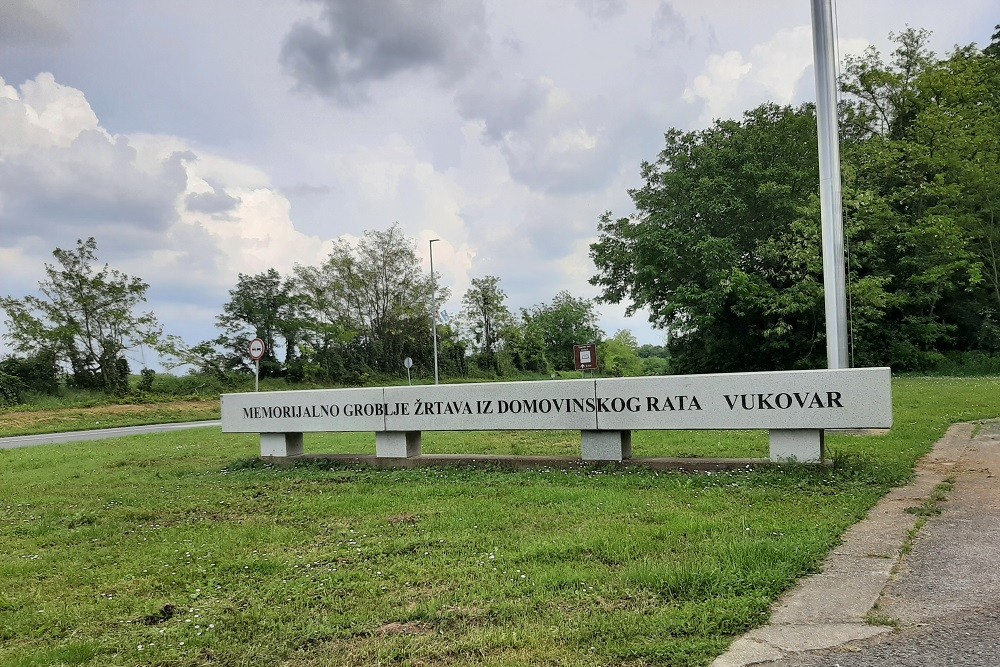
[711,422,975,667]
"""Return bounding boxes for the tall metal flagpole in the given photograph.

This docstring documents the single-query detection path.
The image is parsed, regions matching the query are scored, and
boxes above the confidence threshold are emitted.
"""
[811,0,850,369]
[429,238,440,384]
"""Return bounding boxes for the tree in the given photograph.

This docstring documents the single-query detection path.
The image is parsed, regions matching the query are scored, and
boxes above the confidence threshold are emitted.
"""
[591,30,993,373]
[216,269,302,377]
[435,322,469,378]
[983,23,1000,59]
[521,291,603,371]
[0,238,160,393]
[154,335,240,381]
[838,29,997,362]
[638,345,670,376]
[458,276,514,374]
[291,260,363,382]
[590,103,824,373]
[501,319,550,374]
[293,223,443,379]
[840,28,935,140]
[599,330,644,377]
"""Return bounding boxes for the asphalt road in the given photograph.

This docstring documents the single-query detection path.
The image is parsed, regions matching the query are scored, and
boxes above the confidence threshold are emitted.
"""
[774,604,1000,666]
[0,421,221,449]
[769,421,1000,666]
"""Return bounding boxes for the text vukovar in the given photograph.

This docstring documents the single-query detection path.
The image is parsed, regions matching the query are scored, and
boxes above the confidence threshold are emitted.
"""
[240,391,844,420]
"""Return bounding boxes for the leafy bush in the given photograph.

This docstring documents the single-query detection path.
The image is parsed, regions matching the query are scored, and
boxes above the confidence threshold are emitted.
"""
[147,371,251,397]
[0,370,24,407]
[0,350,59,395]
[137,368,156,393]
[932,351,1000,376]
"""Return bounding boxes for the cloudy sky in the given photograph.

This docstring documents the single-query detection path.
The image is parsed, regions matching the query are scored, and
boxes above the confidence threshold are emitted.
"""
[1,0,996,370]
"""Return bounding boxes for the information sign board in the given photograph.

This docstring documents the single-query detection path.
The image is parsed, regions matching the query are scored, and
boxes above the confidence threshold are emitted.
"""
[574,344,598,371]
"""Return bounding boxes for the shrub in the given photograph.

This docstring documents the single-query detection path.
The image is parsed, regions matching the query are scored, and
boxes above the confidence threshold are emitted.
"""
[932,351,1000,376]
[0,370,24,407]
[148,371,251,397]
[138,368,156,393]
[0,350,60,395]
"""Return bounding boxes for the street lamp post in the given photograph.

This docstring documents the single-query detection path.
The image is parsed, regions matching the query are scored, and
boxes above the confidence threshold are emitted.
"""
[429,238,440,384]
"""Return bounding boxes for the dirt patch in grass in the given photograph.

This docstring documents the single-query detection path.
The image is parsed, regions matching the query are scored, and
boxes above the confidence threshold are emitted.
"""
[375,621,435,636]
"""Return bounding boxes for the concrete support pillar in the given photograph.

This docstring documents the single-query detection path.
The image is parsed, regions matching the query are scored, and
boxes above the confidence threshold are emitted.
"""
[261,432,304,457]
[581,430,632,461]
[769,429,824,463]
[376,431,422,458]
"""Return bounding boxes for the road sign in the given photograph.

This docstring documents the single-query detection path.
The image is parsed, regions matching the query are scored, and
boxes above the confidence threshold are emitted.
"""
[249,338,265,361]
[574,344,598,371]
[403,357,413,369]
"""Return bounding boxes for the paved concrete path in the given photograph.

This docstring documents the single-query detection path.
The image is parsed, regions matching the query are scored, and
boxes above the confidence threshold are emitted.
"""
[0,420,221,449]
[714,420,1000,666]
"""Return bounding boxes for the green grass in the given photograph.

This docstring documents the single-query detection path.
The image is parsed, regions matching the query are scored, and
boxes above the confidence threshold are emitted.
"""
[0,400,219,438]
[0,376,997,666]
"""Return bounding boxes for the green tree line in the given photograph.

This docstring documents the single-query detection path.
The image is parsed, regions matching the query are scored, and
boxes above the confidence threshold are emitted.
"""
[1,229,645,403]
[157,223,617,385]
[591,27,1000,373]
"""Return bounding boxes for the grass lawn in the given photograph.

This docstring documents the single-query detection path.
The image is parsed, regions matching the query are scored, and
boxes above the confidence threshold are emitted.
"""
[0,400,219,438]
[0,376,997,666]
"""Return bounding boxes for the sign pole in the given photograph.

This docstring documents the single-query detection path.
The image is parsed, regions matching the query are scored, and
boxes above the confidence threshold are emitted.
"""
[429,239,440,385]
[811,0,850,369]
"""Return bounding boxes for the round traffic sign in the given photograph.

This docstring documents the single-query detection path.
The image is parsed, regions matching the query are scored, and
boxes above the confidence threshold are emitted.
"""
[248,337,266,361]
[403,357,413,369]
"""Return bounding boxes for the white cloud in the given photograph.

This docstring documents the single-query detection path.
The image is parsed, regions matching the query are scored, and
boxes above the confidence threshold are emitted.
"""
[0,73,330,350]
[0,73,104,154]
[682,50,753,124]
[683,25,873,125]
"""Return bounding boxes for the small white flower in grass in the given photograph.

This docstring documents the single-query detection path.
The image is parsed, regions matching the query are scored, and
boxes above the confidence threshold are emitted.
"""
[137,644,143,651]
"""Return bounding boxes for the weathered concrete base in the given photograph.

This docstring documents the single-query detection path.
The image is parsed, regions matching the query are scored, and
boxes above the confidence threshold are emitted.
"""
[260,453,775,472]
[581,430,632,461]
[260,432,303,457]
[375,431,422,457]
[768,428,824,463]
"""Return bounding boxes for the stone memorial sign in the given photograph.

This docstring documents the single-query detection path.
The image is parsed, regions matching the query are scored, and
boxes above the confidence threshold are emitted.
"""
[221,367,892,463]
